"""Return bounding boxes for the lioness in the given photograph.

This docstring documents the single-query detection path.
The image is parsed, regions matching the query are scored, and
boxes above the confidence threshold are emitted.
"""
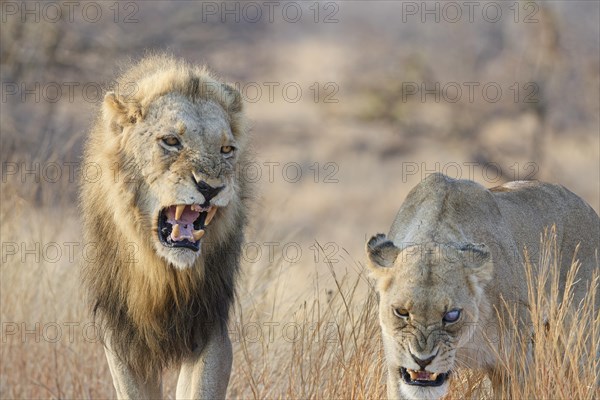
[366,173,599,400]
[80,55,250,399]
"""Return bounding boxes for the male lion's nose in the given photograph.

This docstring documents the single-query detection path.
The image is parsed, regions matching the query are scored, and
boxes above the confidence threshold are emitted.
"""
[194,180,224,203]
[410,352,437,369]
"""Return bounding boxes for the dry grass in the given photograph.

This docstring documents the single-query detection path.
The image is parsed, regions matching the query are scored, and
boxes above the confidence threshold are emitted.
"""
[492,228,599,399]
[228,250,386,399]
[1,183,598,399]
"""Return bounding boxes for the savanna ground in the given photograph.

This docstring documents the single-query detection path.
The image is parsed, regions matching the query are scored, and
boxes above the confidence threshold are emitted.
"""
[1,2,599,399]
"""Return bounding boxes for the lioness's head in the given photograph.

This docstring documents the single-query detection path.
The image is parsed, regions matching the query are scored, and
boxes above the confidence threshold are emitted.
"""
[99,55,248,269]
[366,234,493,399]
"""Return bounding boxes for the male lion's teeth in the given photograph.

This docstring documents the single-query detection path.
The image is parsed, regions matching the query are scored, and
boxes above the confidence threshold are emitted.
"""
[193,229,205,241]
[430,373,438,380]
[408,369,418,380]
[205,207,217,226]
[172,224,180,239]
[175,204,186,220]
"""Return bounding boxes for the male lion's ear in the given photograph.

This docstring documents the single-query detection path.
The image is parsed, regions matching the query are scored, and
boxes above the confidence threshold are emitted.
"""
[220,83,243,114]
[102,91,141,135]
[366,234,400,272]
[459,243,493,284]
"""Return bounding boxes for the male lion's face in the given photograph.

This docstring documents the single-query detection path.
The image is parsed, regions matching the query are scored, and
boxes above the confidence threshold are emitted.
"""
[366,235,493,400]
[108,92,243,269]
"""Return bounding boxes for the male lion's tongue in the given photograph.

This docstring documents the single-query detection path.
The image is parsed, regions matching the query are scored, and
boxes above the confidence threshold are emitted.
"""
[166,205,200,241]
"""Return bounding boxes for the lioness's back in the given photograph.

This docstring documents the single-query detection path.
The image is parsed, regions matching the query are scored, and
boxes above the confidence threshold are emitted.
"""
[389,174,599,307]
[491,180,600,276]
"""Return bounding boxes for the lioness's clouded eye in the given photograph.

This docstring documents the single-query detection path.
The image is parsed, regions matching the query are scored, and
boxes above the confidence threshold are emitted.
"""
[443,309,461,324]
[393,307,409,319]
[221,145,235,155]
[162,136,181,147]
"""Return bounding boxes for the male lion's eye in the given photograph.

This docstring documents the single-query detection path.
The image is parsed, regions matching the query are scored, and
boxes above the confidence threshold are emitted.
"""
[393,308,409,319]
[221,145,235,155]
[162,136,181,147]
[443,309,461,324]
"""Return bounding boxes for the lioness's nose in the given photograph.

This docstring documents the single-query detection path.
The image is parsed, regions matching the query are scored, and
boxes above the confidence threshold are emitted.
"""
[410,352,437,369]
[194,180,224,203]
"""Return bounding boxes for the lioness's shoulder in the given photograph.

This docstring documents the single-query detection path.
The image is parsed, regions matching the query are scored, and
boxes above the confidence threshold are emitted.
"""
[490,180,594,210]
[490,180,563,195]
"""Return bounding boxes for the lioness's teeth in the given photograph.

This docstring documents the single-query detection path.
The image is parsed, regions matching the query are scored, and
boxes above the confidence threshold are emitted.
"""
[175,204,186,220]
[193,229,205,241]
[205,207,217,226]
[191,204,201,212]
[172,224,180,239]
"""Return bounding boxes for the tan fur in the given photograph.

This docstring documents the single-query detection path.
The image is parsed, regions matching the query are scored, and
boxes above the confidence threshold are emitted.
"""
[366,173,599,400]
[80,54,251,398]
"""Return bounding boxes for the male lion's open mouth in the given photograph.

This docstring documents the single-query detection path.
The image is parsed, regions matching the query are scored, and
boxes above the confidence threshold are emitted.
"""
[400,367,450,387]
[158,204,218,251]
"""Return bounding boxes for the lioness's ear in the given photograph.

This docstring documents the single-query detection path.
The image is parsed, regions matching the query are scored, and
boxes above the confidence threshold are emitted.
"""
[102,91,141,135]
[366,234,400,272]
[459,243,493,285]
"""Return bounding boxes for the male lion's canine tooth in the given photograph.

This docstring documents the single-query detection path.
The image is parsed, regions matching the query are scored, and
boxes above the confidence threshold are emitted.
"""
[205,207,217,226]
[408,369,418,380]
[172,224,180,239]
[430,372,438,380]
[175,204,186,220]
[193,229,205,241]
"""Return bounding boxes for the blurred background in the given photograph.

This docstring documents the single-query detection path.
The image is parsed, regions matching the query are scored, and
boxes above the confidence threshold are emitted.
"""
[1,1,599,398]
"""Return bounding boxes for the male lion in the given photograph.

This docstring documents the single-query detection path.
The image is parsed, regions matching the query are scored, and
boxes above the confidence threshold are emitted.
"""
[366,173,599,400]
[80,55,250,399]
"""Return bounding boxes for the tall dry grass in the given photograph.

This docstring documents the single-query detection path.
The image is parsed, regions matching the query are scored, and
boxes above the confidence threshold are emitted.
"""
[1,189,598,400]
[492,228,599,399]
[228,250,387,399]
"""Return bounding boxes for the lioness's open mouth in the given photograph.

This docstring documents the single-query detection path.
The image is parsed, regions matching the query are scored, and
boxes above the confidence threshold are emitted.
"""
[400,367,449,387]
[158,204,218,251]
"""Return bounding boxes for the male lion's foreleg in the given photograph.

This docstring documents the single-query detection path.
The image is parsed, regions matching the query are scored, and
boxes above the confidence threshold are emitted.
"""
[176,328,233,400]
[104,341,163,399]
